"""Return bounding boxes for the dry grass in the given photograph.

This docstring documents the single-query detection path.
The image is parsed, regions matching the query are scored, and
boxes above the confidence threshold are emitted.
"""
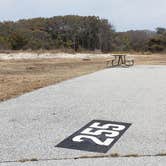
[133,53,166,65]
[1,53,166,102]
[0,58,106,101]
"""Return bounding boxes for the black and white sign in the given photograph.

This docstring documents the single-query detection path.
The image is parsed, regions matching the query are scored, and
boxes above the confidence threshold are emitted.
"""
[56,120,131,153]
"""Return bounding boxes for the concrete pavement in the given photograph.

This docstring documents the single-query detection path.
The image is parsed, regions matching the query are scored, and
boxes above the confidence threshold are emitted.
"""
[0,65,166,165]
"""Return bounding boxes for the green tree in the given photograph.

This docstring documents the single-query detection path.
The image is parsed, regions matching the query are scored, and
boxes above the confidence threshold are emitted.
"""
[10,31,28,50]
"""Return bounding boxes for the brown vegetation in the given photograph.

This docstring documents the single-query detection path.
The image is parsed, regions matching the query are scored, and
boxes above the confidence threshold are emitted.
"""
[0,58,106,101]
[1,54,166,102]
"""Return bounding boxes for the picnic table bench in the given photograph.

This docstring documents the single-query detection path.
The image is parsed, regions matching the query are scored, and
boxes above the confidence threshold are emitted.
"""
[106,54,134,67]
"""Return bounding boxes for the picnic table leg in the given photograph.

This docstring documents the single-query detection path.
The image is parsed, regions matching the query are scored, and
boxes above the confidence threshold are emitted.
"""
[106,61,109,67]
[118,57,121,65]
[123,56,126,64]
[112,59,116,66]
[118,56,124,65]
[121,56,124,64]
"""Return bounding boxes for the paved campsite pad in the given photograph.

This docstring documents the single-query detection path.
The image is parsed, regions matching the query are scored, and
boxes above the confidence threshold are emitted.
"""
[0,65,166,165]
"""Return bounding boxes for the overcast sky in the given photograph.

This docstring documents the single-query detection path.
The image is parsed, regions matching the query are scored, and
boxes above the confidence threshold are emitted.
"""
[0,0,166,31]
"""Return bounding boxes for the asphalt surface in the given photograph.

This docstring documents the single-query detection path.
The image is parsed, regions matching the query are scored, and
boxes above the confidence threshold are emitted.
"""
[0,65,166,165]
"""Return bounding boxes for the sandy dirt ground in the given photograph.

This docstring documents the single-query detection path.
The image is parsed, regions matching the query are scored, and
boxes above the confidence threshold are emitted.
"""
[0,53,166,101]
[0,52,112,60]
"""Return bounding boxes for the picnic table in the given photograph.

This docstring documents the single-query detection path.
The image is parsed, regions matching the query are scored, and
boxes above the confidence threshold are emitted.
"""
[106,54,134,67]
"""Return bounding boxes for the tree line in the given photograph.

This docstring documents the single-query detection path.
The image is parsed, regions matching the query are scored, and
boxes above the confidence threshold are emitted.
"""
[0,15,165,53]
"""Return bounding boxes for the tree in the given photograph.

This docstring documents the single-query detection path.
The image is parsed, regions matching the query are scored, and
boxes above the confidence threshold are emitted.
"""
[0,15,165,53]
[147,28,166,52]
[10,31,28,50]
[156,27,166,35]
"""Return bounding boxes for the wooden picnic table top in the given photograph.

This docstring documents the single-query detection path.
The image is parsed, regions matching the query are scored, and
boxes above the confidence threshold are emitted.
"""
[112,54,126,57]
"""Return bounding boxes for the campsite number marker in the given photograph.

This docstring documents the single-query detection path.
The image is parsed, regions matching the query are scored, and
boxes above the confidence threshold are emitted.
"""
[56,120,131,153]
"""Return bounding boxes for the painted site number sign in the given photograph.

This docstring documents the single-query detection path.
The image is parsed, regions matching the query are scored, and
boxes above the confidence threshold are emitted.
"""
[56,120,131,153]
